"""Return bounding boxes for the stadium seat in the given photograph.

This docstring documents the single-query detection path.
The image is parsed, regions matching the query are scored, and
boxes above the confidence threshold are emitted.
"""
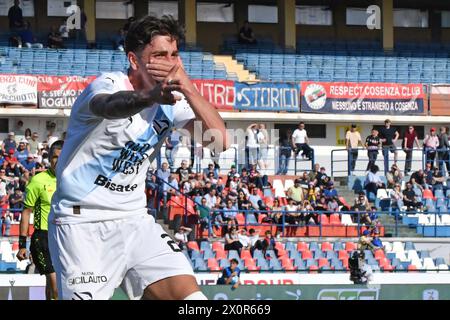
[318,258,329,268]
[207,258,220,270]
[190,250,202,259]
[341,214,355,226]
[240,249,252,260]
[321,242,333,251]
[215,250,227,260]
[329,214,341,225]
[200,241,211,251]
[345,242,357,252]
[301,250,313,260]
[338,250,349,260]
[212,242,224,251]
[297,242,308,252]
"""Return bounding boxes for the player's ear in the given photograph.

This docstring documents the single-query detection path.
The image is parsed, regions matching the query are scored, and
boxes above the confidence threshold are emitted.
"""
[128,52,139,71]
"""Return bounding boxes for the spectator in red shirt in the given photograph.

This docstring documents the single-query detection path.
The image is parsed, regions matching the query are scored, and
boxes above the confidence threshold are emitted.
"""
[402,126,420,175]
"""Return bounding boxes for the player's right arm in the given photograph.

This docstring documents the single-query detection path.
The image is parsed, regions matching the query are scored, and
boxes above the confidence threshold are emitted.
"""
[17,207,32,261]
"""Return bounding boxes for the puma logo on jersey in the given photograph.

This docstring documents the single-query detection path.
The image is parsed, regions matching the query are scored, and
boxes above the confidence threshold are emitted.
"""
[153,119,170,135]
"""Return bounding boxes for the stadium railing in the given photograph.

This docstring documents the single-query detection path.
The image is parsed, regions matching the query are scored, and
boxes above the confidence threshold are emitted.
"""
[331,147,450,177]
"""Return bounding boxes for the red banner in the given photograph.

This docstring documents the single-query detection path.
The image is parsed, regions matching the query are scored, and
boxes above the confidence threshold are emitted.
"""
[37,75,95,108]
[192,79,235,111]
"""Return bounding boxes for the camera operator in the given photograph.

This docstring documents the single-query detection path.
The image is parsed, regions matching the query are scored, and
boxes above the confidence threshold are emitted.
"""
[349,251,374,285]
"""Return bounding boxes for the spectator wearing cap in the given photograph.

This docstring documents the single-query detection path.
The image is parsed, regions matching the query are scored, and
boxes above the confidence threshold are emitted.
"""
[28,132,40,155]
[323,181,338,200]
[402,125,420,175]
[371,232,383,251]
[358,229,376,252]
[286,179,304,203]
[386,164,403,189]
[2,132,16,154]
[20,154,36,177]
[345,124,363,173]
[14,139,29,163]
[203,162,218,180]
[5,148,18,164]
[423,128,439,167]
[226,165,238,188]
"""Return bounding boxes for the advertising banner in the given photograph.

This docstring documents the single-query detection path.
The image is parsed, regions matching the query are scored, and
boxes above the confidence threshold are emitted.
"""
[0,74,38,104]
[429,84,450,116]
[301,82,425,115]
[234,82,300,112]
[37,75,95,109]
[192,79,235,110]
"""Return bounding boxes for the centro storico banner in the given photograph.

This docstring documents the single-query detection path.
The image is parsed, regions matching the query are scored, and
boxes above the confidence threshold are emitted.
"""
[301,81,425,115]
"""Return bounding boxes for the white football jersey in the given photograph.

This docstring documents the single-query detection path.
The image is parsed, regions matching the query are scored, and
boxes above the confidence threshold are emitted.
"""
[50,71,195,224]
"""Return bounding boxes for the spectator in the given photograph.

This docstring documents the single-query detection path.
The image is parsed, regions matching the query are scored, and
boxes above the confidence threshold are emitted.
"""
[248,164,267,189]
[216,258,241,289]
[257,124,268,170]
[431,166,446,193]
[285,199,301,233]
[9,188,23,220]
[328,197,340,212]
[196,197,216,237]
[292,122,313,160]
[269,198,283,225]
[260,230,278,257]
[166,175,179,196]
[245,124,259,169]
[410,169,426,191]
[174,226,192,250]
[20,154,36,176]
[298,171,310,185]
[364,165,385,200]
[248,187,268,220]
[238,20,256,44]
[286,179,304,203]
[437,126,450,174]
[277,129,292,175]
[8,0,23,32]
[315,167,330,187]
[2,132,17,154]
[59,18,69,39]
[379,119,400,169]
[371,232,384,250]
[237,228,252,250]
[224,227,243,251]
[365,129,381,171]
[47,26,65,49]
[247,228,260,249]
[402,182,423,212]
[113,28,126,51]
[353,192,371,212]
[358,229,376,252]
[165,128,181,170]
[226,165,238,188]
[402,125,420,175]
[19,21,43,49]
[309,163,320,182]
[389,183,404,213]
[423,162,434,187]
[15,139,29,163]
[203,163,218,180]
[176,160,192,183]
[386,164,403,189]
[345,124,363,172]
[323,181,338,200]
[222,199,238,229]
[423,128,439,166]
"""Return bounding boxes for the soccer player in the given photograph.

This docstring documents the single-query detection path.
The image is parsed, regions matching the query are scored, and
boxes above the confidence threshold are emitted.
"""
[16,140,64,300]
[48,15,228,300]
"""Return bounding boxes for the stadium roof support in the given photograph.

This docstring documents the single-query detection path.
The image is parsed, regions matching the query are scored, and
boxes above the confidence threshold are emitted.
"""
[382,0,394,51]
[278,0,296,50]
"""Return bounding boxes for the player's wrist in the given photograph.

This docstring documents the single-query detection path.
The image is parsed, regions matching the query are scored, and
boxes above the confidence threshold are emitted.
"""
[19,235,27,249]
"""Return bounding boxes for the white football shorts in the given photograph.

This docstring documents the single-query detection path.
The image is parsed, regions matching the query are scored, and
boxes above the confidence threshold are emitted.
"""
[48,213,195,300]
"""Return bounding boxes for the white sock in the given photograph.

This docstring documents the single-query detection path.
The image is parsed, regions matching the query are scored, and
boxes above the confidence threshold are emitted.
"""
[184,291,208,300]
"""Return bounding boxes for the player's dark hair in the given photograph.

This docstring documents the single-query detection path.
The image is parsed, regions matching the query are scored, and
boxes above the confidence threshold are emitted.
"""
[230,258,239,265]
[49,140,64,159]
[125,15,185,54]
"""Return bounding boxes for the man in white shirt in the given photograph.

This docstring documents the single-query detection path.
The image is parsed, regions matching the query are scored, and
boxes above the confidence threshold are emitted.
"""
[345,124,363,173]
[174,226,192,250]
[291,122,314,160]
[48,15,229,300]
[245,123,259,169]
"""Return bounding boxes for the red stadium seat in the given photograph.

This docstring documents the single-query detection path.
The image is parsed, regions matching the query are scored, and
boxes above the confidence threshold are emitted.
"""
[318,258,329,268]
[212,241,224,251]
[275,242,284,251]
[338,197,350,209]
[187,241,199,251]
[244,258,257,267]
[240,250,252,260]
[12,242,19,251]
[280,197,288,206]
[319,214,329,225]
[264,197,274,208]
[321,242,333,251]
[378,257,390,268]
[407,265,418,271]
[374,249,385,260]
[246,264,260,271]
[235,213,245,226]
[345,242,357,252]
[308,265,319,273]
[341,258,349,269]
[329,214,341,225]
[301,250,313,260]
[422,189,435,200]
[383,264,394,272]
[215,250,227,260]
[338,250,349,260]
[297,241,308,252]
[207,258,219,269]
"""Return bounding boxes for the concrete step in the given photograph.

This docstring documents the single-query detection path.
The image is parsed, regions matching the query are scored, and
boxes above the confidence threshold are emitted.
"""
[213,55,258,82]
